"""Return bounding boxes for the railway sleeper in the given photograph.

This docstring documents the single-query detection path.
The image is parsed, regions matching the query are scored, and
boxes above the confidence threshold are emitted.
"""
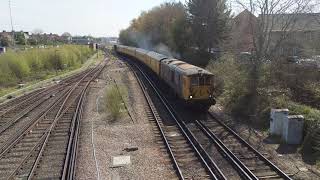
[17,142,37,148]
[53,129,70,133]
[248,165,274,171]
[255,171,280,178]
[243,160,268,166]
[0,157,21,164]
[54,122,71,127]
[33,173,62,180]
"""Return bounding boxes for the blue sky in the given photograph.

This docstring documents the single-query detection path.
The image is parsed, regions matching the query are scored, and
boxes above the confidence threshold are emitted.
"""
[0,0,172,37]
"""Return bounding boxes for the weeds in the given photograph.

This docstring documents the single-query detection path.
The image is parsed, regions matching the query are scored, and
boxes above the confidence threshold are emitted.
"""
[0,45,94,87]
[105,85,126,120]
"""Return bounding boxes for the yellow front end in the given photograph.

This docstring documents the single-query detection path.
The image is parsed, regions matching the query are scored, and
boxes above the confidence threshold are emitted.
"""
[189,86,212,100]
[182,75,215,106]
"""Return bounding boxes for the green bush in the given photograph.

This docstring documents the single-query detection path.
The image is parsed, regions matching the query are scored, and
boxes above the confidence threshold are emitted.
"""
[207,54,250,116]
[105,85,124,120]
[0,45,94,87]
[289,103,320,155]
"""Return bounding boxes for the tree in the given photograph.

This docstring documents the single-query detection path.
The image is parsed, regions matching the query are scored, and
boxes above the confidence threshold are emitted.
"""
[187,0,231,53]
[235,0,317,119]
[171,13,193,57]
[0,35,11,47]
[15,32,26,45]
[61,32,72,37]
[237,0,317,59]
[119,2,187,53]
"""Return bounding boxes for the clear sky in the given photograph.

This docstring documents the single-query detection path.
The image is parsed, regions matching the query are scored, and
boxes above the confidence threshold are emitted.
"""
[0,0,172,37]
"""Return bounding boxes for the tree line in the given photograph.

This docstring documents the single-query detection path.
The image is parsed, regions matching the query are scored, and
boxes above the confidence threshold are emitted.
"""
[119,0,230,66]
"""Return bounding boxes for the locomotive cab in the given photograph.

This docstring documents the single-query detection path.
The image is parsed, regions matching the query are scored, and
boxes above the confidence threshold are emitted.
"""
[188,73,215,107]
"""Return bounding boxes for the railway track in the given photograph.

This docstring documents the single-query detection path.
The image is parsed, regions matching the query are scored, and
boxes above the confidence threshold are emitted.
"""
[0,62,105,180]
[0,69,99,151]
[122,55,292,180]
[124,58,226,180]
[195,114,292,179]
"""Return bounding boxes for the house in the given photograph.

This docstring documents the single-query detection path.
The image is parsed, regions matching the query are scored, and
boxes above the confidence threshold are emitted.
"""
[0,30,14,46]
[231,9,257,53]
[61,32,72,43]
[232,10,320,57]
[72,36,93,45]
[265,13,320,56]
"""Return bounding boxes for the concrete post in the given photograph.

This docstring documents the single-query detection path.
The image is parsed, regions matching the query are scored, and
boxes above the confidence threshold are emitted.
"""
[270,109,289,136]
[282,115,304,144]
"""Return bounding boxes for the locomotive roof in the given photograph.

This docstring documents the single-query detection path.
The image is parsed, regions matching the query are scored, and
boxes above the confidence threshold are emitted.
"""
[147,51,168,61]
[162,59,213,76]
[136,48,149,54]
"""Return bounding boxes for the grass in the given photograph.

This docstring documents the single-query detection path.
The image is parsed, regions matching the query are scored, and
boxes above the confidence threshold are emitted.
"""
[0,45,95,88]
[0,50,103,102]
[104,85,127,120]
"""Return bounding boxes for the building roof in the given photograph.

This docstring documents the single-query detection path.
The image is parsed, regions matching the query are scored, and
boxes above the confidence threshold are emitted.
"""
[261,13,320,31]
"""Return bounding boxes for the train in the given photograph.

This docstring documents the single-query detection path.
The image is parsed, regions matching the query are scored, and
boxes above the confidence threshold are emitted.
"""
[114,45,216,109]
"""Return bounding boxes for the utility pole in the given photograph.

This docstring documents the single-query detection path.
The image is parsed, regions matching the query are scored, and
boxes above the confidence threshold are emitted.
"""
[9,0,15,48]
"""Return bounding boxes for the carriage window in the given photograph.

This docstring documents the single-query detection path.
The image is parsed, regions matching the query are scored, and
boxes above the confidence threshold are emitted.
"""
[192,76,212,86]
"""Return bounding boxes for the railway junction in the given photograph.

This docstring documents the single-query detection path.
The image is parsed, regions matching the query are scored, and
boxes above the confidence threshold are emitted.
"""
[0,48,319,180]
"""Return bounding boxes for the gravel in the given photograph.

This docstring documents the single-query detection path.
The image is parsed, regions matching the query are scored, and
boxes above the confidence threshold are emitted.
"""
[209,105,320,180]
[76,57,175,180]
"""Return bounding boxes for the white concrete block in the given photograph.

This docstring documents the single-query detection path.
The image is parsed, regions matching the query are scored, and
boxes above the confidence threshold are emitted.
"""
[270,109,289,136]
[282,115,304,144]
[112,155,131,167]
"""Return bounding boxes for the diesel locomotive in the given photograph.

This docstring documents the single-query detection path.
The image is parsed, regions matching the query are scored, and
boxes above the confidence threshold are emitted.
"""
[114,45,216,109]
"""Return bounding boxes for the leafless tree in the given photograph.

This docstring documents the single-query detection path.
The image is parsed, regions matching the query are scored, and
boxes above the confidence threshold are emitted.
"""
[233,0,318,121]
[236,0,318,59]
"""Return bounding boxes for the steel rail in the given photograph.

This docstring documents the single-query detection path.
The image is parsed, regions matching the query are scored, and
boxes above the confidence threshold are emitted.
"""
[196,120,256,180]
[0,88,45,117]
[0,68,93,156]
[0,85,66,135]
[65,90,87,180]
[0,88,44,110]
[207,113,292,180]
[3,67,100,179]
[0,87,72,156]
[26,64,102,180]
[7,92,82,180]
[62,64,106,180]
[126,61,184,180]
[127,59,221,180]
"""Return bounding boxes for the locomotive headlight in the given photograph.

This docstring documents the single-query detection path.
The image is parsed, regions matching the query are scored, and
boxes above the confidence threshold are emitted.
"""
[189,95,193,99]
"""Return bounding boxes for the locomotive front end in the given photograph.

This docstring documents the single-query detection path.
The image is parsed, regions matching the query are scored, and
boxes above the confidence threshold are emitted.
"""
[185,70,216,108]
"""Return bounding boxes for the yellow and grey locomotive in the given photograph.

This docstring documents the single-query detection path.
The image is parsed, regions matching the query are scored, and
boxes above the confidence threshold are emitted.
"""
[114,45,216,109]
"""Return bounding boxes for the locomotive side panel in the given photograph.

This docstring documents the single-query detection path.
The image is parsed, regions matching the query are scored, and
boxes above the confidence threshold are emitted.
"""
[147,52,167,76]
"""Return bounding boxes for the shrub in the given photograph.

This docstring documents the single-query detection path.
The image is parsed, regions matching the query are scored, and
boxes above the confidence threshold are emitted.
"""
[105,85,124,120]
[207,54,250,116]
